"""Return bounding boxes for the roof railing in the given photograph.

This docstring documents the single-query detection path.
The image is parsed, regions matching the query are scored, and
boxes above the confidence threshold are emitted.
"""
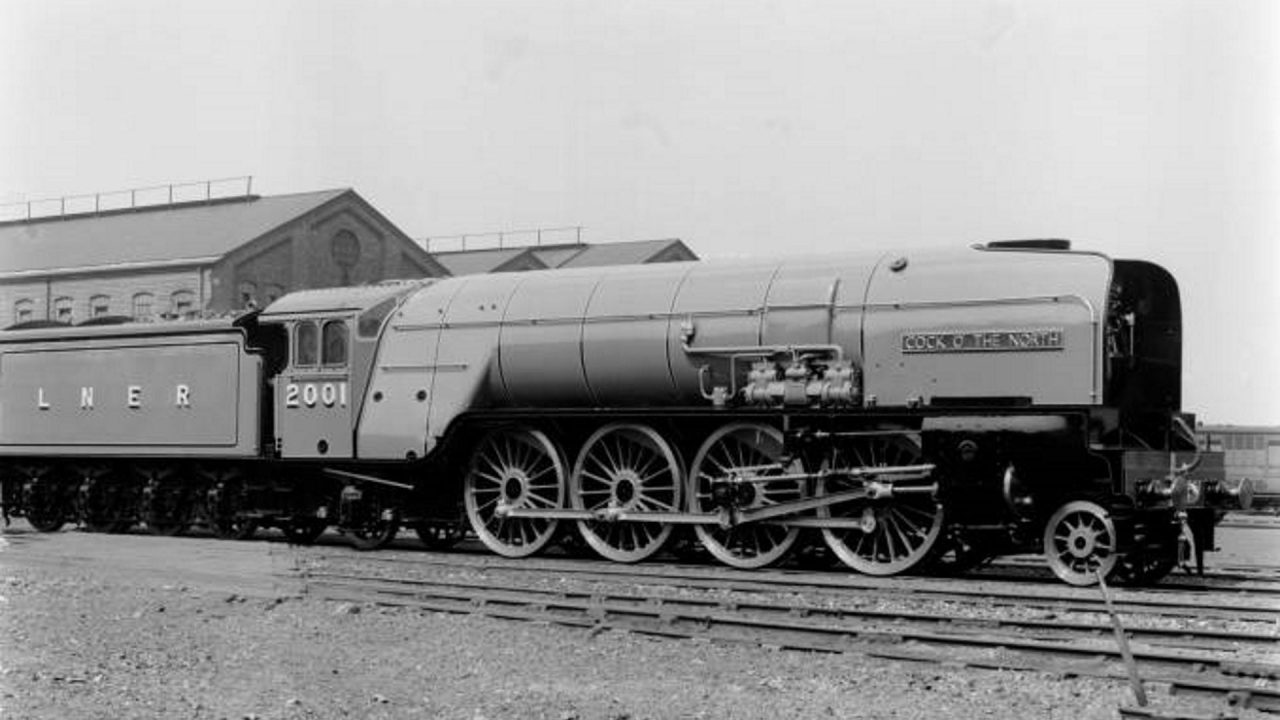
[419,225,584,253]
[0,175,254,223]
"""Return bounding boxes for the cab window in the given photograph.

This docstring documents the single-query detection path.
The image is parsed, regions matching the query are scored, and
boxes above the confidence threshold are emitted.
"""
[295,321,319,366]
[322,320,349,367]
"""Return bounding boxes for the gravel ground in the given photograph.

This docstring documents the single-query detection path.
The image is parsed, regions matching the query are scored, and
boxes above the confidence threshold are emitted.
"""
[1,526,1274,719]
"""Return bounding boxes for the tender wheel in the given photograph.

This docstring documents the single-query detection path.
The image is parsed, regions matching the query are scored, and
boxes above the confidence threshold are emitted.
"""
[212,517,259,541]
[142,472,191,537]
[207,474,258,540]
[817,435,944,576]
[79,472,133,534]
[1043,500,1119,586]
[464,428,566,558]
[22,473,67,533]
[688,423,802,569]
[283,518,328,545]
[413,522,466,550]
[570,424,683,563]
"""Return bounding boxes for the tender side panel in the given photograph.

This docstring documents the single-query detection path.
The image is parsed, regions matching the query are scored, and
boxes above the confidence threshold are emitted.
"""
[862,249,1110,407]
[0,336,260,456]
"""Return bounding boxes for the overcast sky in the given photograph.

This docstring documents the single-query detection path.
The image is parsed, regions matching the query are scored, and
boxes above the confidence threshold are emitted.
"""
[1,0,1276,424]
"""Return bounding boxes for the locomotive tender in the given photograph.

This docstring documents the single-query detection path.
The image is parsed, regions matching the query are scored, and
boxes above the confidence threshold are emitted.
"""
[0,240,1250,585]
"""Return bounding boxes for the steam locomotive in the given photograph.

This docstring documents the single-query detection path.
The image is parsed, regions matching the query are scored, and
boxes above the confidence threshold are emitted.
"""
[0,240,1250,585]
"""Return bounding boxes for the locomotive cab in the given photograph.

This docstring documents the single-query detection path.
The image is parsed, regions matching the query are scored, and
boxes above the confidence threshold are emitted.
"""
[1105,260,1184,447]
[258,285,417,460]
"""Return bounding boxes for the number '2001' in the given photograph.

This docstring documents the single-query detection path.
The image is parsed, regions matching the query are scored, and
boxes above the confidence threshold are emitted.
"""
[285,382,348,409]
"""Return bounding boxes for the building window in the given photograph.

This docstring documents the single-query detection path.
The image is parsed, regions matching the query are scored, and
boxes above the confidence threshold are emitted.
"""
[295,321,319,366]
[133,292,154,320]
[13,299,33,324]
[53,297,73,323]
[322,320,349,367]
[331,229,360,285]
[170,290,195,318]
[90,294,111,318]
[238,281,257,309]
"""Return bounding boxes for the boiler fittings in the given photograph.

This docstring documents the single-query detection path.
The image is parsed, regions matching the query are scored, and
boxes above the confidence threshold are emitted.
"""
[742,359,859,407]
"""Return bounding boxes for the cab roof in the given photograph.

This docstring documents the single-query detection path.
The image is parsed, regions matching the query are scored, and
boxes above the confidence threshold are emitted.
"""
[259,280,435,320]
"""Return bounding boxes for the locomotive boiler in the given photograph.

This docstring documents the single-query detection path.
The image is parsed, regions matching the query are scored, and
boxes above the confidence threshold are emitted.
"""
[0,240,1250,585]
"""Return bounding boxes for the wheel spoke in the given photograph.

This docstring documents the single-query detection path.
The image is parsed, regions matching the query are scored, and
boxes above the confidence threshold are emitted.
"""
[568,424,682,563]
[820,435,943,576]
[465,429,563,558]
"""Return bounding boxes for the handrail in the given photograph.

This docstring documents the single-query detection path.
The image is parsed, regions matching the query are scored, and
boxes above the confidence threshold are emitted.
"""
[0,176,254,223]
[419,225,585,253]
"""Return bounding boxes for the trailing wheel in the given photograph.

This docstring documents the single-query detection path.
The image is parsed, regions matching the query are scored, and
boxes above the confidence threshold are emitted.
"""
[464,427,566,558]
[817,436,944,576]
[1043,500,1119,586]
[688,423,803,569]
[347,493,400,551]
[570,424,683,563]
[413,522,466,550]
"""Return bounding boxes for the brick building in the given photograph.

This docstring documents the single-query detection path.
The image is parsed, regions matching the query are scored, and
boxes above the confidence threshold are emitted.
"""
[0,189,445,325]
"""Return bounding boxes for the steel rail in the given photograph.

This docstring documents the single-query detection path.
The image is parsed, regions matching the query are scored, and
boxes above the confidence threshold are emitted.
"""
[300,549,1280,620]
[297,573,1280,713]
[301,570,1280,651]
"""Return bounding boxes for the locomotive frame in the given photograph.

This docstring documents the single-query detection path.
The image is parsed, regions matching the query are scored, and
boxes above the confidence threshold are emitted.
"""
[0,241,1250,586]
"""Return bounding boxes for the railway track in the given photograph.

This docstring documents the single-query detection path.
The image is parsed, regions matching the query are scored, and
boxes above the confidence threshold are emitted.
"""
[298,545,1280,622]
[291,563,1280,715]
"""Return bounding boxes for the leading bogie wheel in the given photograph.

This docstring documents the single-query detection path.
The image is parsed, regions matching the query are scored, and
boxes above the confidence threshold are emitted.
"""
[689,423,803,569]
[817,435,945,576]
[1043,500,1120,586]
[570,423,683,563]
[464,427,566,558]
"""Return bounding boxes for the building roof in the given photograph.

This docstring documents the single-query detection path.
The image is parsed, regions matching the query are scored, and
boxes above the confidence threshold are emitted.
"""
[527,245,588,267]
[430,247,549,276]
[0,189,349,277]
[541,238,695,268]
